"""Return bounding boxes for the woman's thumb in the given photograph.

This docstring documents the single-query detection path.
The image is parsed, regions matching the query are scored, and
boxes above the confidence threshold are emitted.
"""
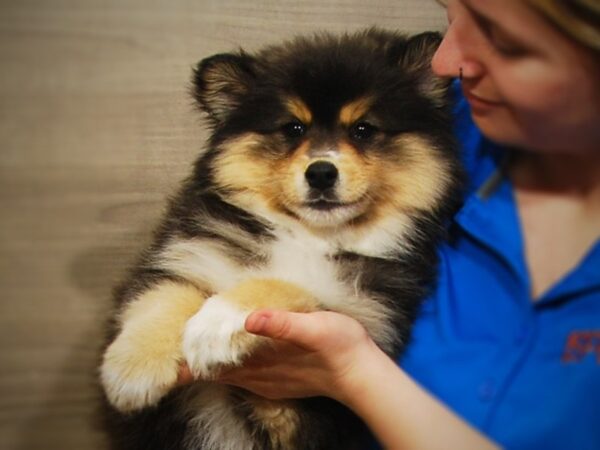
[245,310,322,350]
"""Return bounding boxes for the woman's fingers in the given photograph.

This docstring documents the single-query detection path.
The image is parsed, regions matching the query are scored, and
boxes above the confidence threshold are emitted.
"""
[177,309,368,400]
[177,362,194,385]
[245,309,334,351]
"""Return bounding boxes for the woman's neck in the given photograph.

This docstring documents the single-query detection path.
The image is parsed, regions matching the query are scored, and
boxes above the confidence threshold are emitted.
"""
[510,151,600,202]
[509,150,600,299]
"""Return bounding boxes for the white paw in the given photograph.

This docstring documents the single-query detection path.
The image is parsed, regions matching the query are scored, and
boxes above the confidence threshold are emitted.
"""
[183,295,256,379]
[100,335,179,413]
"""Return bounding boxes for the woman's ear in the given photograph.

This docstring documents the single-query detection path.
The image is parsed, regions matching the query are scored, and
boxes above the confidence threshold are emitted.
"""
[192,52,257,126]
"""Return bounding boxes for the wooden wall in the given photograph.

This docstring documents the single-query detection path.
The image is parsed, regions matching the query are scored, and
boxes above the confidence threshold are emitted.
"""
[0,1,445,448]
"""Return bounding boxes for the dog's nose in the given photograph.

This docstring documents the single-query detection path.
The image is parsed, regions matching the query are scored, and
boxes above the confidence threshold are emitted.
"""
[305,161,338,190]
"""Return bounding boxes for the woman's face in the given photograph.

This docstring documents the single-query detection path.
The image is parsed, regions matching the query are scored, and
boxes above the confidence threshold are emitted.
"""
[432,0,600,154]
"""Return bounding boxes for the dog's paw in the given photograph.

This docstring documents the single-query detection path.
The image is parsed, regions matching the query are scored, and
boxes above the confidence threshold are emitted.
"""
[183,295,260,380]
[100,333,180,413]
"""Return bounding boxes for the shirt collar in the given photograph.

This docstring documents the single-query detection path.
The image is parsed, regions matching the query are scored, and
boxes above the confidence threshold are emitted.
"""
[454,166,600,305]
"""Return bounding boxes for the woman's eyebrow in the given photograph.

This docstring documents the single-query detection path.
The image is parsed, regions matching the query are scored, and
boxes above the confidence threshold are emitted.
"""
[461,1,496,28]
[460,1,523,42]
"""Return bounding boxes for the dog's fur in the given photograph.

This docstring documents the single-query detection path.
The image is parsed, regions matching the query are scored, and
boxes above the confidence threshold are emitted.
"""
[100,28,462,450]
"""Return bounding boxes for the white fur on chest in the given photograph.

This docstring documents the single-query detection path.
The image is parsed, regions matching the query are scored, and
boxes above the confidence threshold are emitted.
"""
[155,227,349,306]
[155,222,399,350]
[251,228,349,306]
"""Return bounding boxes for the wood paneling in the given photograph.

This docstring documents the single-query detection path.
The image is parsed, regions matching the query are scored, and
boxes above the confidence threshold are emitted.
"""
[0,1,445,448]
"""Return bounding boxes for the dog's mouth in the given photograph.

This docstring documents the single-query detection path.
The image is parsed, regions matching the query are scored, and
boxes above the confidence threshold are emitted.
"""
[305,199,357,211]
[290,195,369,228]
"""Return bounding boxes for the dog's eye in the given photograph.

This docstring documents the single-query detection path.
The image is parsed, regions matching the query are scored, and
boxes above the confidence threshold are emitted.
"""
[281,121,307,139]
[349,122,378,141]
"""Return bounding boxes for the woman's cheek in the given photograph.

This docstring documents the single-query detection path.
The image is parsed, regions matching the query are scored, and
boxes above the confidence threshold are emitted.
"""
[499,61,568,115]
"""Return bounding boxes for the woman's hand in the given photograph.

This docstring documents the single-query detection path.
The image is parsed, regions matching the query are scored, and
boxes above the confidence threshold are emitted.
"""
[177,309,499,449]
[178,309,378,403]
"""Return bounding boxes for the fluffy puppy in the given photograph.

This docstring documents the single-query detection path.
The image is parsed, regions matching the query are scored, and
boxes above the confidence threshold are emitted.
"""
[100,28,462,450]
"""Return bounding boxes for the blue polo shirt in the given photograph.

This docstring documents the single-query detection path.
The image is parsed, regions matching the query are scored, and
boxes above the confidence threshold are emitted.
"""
[398,82,600,449]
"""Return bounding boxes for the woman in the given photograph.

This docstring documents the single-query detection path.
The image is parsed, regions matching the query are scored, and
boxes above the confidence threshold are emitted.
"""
[181,1,600,448]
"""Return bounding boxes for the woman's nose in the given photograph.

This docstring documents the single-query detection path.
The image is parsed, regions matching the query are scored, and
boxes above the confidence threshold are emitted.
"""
[431,17,486,81]
[431,29,461,78]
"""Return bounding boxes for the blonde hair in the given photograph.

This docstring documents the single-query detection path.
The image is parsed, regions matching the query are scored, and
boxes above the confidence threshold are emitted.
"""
[527,0,600,52]
[434,0,600,52]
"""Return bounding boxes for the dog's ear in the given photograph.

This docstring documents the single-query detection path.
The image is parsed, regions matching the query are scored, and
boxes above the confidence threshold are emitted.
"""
[398,32,450,106]
[192,52,256,126]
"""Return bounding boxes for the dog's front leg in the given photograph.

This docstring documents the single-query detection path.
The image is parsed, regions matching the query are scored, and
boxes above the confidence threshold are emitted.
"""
[183,278,319,380]
[101,280,207,412]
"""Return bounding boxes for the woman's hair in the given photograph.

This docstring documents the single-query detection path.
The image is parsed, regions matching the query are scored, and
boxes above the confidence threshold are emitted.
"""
[435,0,600,52]
[527,0,600,52]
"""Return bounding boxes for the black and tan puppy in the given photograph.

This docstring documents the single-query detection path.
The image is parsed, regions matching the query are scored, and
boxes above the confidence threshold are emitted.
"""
[100,28,462,450]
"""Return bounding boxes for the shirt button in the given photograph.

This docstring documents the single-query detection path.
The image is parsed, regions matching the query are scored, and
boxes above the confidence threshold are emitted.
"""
[478,379,496,402]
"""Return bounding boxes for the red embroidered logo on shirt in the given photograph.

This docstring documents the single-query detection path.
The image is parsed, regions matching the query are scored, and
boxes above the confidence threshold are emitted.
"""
[561,331,600,364]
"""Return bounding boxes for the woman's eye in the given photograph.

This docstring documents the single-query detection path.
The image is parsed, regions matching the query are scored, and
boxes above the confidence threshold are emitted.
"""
[489,30,526,56]
[493,41,527,58]
[281,121,307,138]
[350,122,378,141]
[480,20,528,57]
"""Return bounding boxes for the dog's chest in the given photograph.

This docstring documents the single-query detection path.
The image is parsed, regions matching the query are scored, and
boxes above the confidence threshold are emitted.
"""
[257,230,340,290]
[156,229,348,303]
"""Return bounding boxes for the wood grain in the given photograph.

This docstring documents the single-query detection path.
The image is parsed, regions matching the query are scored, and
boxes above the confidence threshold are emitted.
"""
[0,1,445,448]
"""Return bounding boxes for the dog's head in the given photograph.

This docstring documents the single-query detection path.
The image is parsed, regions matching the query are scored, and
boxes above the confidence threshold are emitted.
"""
[192,29,457,232]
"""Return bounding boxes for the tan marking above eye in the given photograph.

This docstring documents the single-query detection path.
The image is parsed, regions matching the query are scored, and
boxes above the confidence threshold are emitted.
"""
[285,97,312,125]
[339,97,373,126]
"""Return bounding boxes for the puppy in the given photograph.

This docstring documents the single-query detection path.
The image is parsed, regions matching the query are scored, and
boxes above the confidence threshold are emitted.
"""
[100,28,462,450]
